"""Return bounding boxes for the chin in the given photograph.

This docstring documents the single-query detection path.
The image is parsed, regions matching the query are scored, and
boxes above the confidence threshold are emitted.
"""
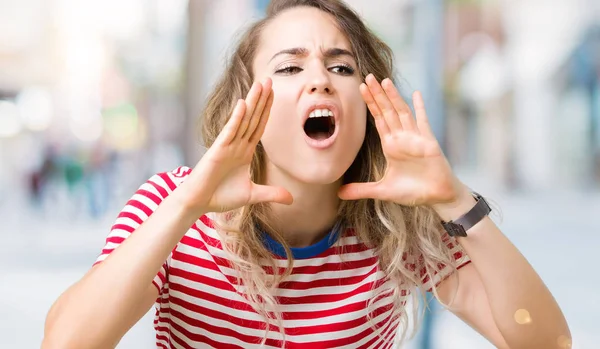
[289,159,354,185]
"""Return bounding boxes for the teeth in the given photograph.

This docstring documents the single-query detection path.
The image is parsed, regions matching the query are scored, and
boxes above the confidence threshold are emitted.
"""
[309,108,334,118]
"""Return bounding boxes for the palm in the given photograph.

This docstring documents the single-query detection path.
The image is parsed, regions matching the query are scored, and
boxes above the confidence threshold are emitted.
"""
[379,132,454,205]
[338,75,459,206]
[205,162,254,212]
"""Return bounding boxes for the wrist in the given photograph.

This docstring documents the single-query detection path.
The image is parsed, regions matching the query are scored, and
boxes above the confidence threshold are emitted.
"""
[431,184,476,222]
[170,186,208,218]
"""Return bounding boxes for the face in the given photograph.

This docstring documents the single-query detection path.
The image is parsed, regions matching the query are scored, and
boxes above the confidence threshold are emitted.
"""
[253,7,367,185]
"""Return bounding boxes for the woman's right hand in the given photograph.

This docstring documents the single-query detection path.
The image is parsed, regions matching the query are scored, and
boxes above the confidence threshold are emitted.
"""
[177,78,293,214]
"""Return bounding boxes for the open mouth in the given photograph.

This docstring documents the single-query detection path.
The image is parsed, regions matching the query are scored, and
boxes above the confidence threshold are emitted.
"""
[303,108,336,140]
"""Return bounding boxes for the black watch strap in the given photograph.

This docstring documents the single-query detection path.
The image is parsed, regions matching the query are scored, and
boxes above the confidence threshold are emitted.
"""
[441,192,491,237]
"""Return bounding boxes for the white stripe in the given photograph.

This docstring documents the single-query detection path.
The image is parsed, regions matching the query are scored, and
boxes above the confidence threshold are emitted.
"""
[131,191,160,211]
[168,279,265,321]
[366,316,400,349]
[169,273,399,322]
[173,243,380,288]
[169,310,273,348]
[336,310,399,349]
[180,229,375,270]
[271,269,385,298]
[167,294,396,346]
[170,282,396,330]
[113,216,142,229]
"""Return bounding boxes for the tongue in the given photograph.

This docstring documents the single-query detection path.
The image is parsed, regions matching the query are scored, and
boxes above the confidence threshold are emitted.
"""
[309,131,330,140]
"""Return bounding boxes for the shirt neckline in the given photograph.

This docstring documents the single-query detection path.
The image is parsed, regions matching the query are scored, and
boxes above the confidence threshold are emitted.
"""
[261,222,342,259]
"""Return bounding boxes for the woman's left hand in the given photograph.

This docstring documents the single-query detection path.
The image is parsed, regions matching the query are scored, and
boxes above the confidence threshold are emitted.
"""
[338,74,467,207]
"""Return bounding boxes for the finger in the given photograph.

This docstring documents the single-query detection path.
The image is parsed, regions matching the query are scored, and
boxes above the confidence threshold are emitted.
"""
[249,88,274,144]
[413,91,434,138]
[360,83,390,137]
[219,99,246,145]
[382,78,417,131]
[237,82,262,139]
[365,74,403,131]
[249,183,293,205]
[242,78,272,139]
[337,182,384,201]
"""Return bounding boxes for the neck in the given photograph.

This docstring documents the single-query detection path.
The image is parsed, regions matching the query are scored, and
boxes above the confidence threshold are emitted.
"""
[263,163,341,248]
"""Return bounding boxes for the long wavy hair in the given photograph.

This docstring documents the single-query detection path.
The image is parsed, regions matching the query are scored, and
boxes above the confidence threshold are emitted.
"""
[200,0,458,346]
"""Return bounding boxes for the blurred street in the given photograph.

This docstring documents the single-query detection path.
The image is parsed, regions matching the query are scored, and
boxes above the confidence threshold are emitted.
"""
[1,181,599,348]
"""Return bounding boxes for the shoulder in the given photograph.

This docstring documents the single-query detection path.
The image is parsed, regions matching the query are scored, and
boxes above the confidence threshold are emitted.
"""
[142,166,193,196]
[120,166,193,217]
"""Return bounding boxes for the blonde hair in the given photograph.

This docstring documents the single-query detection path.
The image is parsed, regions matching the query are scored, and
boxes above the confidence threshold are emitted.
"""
[200,0,458,345]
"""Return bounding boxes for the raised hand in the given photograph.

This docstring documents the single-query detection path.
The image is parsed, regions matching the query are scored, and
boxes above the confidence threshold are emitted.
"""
[179,78,293,213]
[338,74,462,207]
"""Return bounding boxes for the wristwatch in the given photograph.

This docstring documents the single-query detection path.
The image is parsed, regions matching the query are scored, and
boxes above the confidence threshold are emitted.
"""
[441,192,491,237]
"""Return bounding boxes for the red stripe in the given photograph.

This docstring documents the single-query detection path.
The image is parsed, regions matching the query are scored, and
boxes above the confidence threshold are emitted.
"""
[322,242,371,257]
[357,313,399,349]
[167,314,246,349]
[170,280,256,313]
[287,311,395,348]
[170,294,279,332]
[116,211,143,225]
[277,265,378,290]
[170,266,239,294]
[148,178,170,199]
[199,214,215,228]
[382,317,401,347]
[186,232,378,276]
[190,222,222,248]
[109,223,135,234]
[173,246,379,291]
[137,188,163,206]
[170,255,388,307]
[169,286,395,335]
[170,307,285,347]
[167,300,396,348]
[276,276,387,305]
[126,199,153,217]
[158,172,178,191]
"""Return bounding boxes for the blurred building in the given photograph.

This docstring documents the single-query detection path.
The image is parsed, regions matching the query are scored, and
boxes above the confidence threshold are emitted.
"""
[442,0,600,192]
[0,0,188,214]
[1,0,599,211]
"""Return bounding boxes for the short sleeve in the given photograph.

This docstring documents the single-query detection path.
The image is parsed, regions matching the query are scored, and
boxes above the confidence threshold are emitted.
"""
[410,232,471,292]
[93,166,192,294]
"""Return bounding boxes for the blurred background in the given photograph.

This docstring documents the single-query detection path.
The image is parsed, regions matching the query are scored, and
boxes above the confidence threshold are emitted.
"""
[0,0,599,348]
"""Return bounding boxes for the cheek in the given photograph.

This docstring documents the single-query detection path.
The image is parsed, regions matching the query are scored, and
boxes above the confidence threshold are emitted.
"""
[263,97,290,133]
[347,95,368,135]
[260,96,297,147]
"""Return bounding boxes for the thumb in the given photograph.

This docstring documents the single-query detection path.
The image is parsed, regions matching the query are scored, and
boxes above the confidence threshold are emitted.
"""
[338,182,383,201]
[249,184,294,205]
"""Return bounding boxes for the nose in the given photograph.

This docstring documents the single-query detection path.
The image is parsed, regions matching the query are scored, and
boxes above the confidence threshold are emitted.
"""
[306,66,334,95]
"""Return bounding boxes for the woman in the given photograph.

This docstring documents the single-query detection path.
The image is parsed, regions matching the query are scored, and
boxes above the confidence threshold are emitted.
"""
[42,0,571,348]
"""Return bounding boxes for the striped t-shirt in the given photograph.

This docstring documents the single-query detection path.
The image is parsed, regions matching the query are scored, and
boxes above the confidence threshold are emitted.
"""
[95,167,470,348]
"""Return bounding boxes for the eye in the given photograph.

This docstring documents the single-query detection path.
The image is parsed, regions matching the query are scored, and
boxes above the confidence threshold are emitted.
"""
[329,64,355,76]
[275,65,303,75]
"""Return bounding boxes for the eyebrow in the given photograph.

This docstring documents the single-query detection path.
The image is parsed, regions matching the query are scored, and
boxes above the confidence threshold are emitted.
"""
[268,47,355,63]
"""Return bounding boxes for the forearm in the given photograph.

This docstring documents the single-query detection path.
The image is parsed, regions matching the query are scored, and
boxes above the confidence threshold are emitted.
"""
[434,191,571,349]
[43,190,202,348]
